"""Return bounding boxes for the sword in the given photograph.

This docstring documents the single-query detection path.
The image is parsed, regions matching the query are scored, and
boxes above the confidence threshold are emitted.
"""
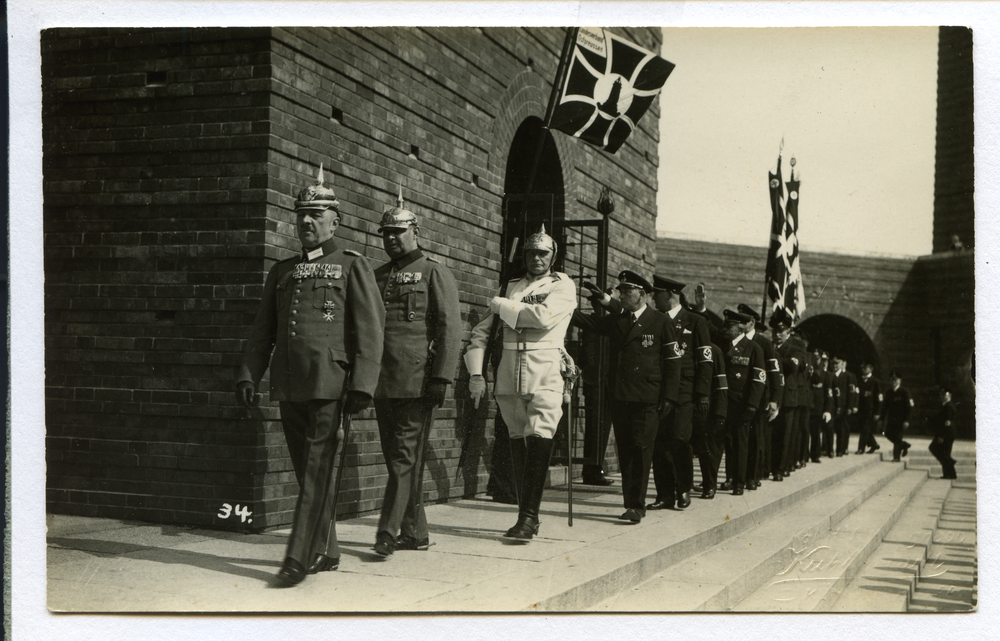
[331,389,355,523]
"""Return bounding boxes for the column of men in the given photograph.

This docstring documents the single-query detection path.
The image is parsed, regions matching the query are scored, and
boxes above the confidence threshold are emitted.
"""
[237,169,904,588]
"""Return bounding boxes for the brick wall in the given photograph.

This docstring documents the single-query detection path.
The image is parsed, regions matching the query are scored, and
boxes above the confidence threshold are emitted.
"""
[43,26,664,529]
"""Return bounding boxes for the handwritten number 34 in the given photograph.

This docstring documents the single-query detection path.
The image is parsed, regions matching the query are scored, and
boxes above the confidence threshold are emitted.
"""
[217,503,253,523]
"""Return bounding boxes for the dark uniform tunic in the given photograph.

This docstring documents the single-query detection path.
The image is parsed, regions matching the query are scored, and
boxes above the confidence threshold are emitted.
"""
[373,248,461,543]
[722,334,766,491]
[237,237,385,567]
[573,305,681,514]
[809,363,835,458]
[773,340,803,476]
[747,330,782,485]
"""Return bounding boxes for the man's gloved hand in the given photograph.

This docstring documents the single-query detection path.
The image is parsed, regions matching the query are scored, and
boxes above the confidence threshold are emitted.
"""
[822,411,832,423]
[344,391,372,414]
[742,407,756,422]
[658,399,675,418]
[767,401,780,422]
[236,381,256,409]
[425,379,449,407]
[469,374,487,409]
[903,421,910,430]
[582,281,602,299]
[851,408,858,415]
[695,395,710,421]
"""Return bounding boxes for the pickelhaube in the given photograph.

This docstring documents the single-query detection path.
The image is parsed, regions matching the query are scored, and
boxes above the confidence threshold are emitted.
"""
[377,186,419,233]
[524,223,557,255]
[294,163,340,213]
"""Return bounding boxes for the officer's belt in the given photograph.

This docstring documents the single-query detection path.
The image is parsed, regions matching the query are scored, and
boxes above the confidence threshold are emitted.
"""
[503,341,561,351]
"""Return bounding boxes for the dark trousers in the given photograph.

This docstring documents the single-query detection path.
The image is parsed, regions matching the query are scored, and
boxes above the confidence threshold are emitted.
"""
[652,400,694,500]
[724,408,751,490]
[747,410,767,484]
[772,407,795,475]
[821,414,835,456]
[885,419,910,460]
[858,415,879,451]
[835,413,852,455]
[798,405,811,463]
[279,399,343,566]
[582,383,613,478]
[487,412,517,501]
[929,437,957,478]
[612,401,659,512]
[809,411,824,460]
[375,397,432,542]
[693,414,726,490]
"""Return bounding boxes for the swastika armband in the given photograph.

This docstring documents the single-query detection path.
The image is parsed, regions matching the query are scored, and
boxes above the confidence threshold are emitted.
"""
[293,263,343,280]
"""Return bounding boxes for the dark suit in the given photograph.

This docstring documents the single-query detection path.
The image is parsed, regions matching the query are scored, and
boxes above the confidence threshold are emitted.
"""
[722,335,766,491]
[573,305,680,513]
[237,237,384,567]
[883,385,914,460]
[809,365,835,458]
[773,340,806,475]
[373,248,461,543]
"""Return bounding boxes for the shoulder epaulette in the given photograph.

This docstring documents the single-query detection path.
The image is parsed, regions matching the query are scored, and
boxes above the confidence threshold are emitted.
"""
[344,249,362,257]
[427,255,440,263]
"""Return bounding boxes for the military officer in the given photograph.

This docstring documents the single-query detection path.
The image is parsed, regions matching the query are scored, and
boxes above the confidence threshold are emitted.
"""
[465,226,577,541]
[737,304,782,489]
[574,270,681,522]
[830,355,857,456]
[788,330,813,468]
[371,193,462,557]
[236,166,385,585]
[719,309,766,495]
[855,361,883,454]
[883,371,914,462]
[808,350,835,460]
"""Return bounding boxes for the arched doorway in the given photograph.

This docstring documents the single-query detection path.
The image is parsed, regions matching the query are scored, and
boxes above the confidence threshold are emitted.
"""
[500,117,565,279]
[796,314,880,379]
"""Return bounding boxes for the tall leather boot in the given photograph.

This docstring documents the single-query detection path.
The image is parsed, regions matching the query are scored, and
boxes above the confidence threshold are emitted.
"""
[508,437,527,511]
[505,435,555,540]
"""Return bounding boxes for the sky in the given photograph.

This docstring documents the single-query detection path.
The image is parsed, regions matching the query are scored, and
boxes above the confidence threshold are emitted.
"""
[657,27,939,257]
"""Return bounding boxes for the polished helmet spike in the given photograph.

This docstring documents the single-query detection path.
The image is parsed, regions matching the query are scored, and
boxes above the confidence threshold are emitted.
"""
[524,223,557,254]
[377,185,419,233]
[294,162,340,213]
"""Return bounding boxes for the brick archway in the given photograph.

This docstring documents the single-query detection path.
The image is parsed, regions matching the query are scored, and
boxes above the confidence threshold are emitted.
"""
[797,314,881,379]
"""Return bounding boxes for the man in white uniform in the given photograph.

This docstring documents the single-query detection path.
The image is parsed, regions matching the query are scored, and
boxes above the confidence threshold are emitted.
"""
[465,226,577,541]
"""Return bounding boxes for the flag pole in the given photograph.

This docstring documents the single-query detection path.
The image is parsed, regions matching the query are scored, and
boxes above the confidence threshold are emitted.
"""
[761,154,779,323]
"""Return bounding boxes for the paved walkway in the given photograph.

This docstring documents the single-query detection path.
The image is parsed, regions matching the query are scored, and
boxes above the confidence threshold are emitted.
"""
[46,437,975,616]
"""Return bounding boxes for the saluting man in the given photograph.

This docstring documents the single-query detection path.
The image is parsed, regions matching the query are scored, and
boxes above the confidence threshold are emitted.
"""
[574,270,681,522]
[236,166,385,585]
[465,226,577,541]
[372,191,461,557]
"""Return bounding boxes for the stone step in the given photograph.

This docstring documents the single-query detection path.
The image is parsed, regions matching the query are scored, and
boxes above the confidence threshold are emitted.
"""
[908,483,977,612]
[589,459,906,612]
[731,468,928,611]
[830,478,952,612]
[415,449,885,611]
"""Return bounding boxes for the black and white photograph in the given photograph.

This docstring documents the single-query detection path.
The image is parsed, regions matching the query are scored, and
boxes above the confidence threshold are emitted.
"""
[9,1,995,638]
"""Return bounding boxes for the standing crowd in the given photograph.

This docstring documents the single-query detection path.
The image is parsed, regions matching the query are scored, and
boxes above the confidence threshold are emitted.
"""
[236,169,958,586]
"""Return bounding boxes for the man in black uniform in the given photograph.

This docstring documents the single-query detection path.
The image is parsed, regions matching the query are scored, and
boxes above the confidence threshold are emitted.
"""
[372,194,462,557]
[691,340,728,499]
[574,271,680,522]
[769,309,802,480]
[719,309,766,495]
[855,361,883,454]
[737,304,781,489]
[929,387,958,479]
[579,287,618,486]
[883,371,914,462]
[809,350,835,460]
[830,355,852,457]
[236,166,385,585]
[633,276,711,510]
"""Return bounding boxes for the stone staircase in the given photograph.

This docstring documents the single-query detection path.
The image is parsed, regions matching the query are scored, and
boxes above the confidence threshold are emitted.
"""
[588,438,976,612]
